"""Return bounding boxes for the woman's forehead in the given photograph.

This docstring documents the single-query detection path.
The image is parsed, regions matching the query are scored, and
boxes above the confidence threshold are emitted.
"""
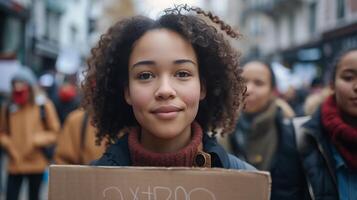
[338,50,357,71]
[243,62,271,78]
[129,29,197,66]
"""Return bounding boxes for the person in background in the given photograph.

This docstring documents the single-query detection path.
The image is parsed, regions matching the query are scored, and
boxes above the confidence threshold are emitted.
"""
[223,61,307,199]
[295,48,357,200]
[56,82,80,124]
[82,5,254,170]
[54,109,106,165]
[0,67,60,200]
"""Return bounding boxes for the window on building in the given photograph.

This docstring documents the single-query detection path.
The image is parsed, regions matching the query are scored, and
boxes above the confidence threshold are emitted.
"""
[88,18,96,34]
[336,0,345,19]
[249,15,263,37]
[309,2,317,34]
[288,13,295,45]
[0,12,5,51]
[1,17,21,53]
[71,25,78,44]
[45,10,60,42]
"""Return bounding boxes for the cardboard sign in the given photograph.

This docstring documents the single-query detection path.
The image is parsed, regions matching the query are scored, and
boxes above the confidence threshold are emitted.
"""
[49,165,271,200]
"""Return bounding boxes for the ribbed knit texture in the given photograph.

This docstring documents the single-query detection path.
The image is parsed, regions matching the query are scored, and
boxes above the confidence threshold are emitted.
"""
[128,122,203,167]
[322,95,357,170]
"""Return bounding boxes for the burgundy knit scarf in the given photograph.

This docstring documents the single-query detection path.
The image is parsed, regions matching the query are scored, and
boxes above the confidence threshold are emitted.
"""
[321,95,357,170]
[128,122,203,167]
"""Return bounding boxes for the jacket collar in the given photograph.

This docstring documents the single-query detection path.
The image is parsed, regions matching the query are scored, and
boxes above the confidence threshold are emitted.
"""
[302,107,338,186]
[107,132,231,168]
[203,133,230,168]
[303,107,323,139]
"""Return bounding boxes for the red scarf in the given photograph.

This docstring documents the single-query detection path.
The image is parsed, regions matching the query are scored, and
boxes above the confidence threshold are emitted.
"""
[128,122,203,167]
[321,95,357,170]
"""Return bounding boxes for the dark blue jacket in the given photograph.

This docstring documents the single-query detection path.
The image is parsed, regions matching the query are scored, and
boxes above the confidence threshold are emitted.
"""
[270,111,309,200]
[297,108,339,200]
[230,108,309,200]
[92,133,255,170]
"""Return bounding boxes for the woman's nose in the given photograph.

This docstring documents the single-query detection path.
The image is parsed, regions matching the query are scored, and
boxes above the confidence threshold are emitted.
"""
[246,82,253,95]
[154,76,176,100]
[353,80,357,93]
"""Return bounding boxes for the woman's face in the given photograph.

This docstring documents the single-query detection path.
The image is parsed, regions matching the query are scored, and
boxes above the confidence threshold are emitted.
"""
[242,62,274,114]
[125,28,205,151]
[333,50,357,117]
[12,80,31,105]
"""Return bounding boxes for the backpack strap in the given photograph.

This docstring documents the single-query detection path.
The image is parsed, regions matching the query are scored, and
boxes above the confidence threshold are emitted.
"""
[79,112,89,164]
[39,104,48,130]
[5,104,10,134]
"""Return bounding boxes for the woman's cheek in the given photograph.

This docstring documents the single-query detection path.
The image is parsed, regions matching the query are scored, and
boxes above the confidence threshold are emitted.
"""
[181,88,202,108]
[129,86,152,109]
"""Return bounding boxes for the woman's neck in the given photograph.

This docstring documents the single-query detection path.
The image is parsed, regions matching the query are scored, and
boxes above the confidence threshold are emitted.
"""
[140,125,192,153]
[244,100,273,119]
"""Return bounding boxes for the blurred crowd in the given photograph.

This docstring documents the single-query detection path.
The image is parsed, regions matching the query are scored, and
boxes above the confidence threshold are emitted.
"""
[0,45,355,199]
[0,0,356,198]
[0,65,106,200]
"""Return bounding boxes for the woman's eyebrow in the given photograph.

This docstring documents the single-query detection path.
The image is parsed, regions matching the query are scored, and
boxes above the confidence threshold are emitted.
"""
[132,60,156,68]
[174,59,197,66]
[132,59,197,68]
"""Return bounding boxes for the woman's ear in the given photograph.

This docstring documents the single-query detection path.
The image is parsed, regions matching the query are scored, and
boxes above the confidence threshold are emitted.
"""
[329,82,336,94]
[124,87,132,105]
[200,81,206,100]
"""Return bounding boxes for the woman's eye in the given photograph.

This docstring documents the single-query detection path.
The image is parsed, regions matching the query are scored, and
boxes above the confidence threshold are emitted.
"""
[138,72,154,80]
[254,80,265,87]
[176,71,191,78]
[341,75,354,81]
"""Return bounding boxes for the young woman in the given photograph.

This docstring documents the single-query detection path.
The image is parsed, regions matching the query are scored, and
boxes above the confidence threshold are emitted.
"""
[0,67,60,200]
[81,5,253,169]
[225,61,307,199]
[296,48,357,200]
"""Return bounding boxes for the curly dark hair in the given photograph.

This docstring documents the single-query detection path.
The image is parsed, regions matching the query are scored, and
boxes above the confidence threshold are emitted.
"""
[82,5,246,145]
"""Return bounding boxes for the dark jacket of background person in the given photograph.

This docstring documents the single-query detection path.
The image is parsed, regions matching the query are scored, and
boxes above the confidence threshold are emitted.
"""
[0,99,60,173]
[296,108,339,200]
[54,109,106,165]
[226,100,308,200]
[92,133,255,170]
[55,84,80,125]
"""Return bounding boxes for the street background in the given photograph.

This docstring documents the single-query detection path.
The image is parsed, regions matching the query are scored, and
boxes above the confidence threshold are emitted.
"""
[1,0,357,199]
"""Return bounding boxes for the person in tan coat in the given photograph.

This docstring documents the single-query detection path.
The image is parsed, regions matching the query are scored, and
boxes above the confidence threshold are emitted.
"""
[0,67,60,200]
[54,109,106,165]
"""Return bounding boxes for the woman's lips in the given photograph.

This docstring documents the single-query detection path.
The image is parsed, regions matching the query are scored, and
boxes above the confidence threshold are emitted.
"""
[150,105,183,120]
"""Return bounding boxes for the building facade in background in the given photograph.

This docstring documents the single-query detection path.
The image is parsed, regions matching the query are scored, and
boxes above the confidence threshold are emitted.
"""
[0,0,30,62]
[240,0,357,81]
[3,0,356,86]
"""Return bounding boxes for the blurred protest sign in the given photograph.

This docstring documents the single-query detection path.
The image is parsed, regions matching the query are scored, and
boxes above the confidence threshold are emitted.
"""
[56,48,81,75]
